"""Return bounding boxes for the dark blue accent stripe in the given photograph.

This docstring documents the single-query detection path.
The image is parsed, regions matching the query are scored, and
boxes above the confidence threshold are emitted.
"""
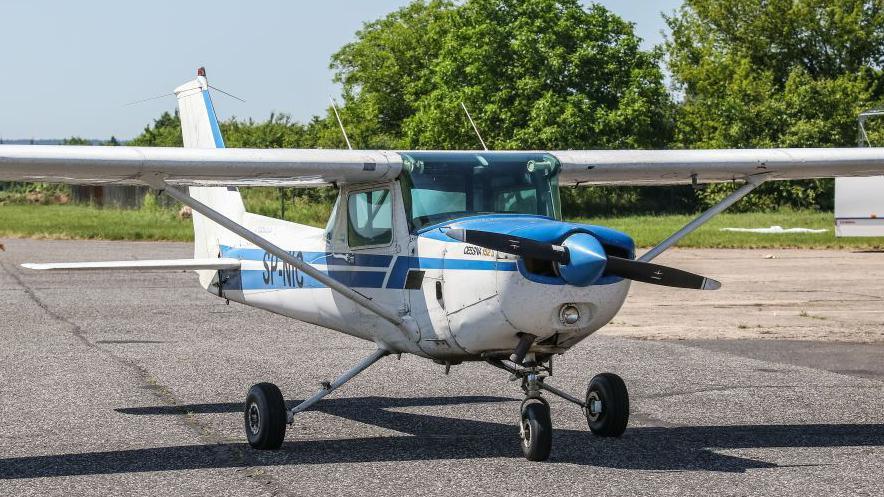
[238,269,387,290]
[220,246,393,268]
[218,246,526,291]
[202,90,225,149]
[386,256,415,289]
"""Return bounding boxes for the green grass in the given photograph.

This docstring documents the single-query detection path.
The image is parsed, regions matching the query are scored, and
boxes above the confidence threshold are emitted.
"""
[0,204,194,241]
[570,210,884,249]
[2,203,884,249]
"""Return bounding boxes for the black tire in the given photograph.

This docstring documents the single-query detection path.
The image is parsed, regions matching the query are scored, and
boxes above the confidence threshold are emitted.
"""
[585,372,629,437]
[520,402,552,461]
[244,382,287,450]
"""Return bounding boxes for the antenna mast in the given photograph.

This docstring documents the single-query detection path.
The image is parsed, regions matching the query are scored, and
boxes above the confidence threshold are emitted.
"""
[329,96,353,150]
[461,102,488,151]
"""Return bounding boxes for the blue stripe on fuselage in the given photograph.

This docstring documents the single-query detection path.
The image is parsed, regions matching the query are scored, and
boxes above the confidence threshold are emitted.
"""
[231,268,388,291]
[221,246,394,268]
[218,245,512,290]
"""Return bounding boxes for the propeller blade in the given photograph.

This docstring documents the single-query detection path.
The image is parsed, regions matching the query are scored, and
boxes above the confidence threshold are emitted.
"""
[445,228,570,264]
[605,256,721,290]
[445,228,720,290]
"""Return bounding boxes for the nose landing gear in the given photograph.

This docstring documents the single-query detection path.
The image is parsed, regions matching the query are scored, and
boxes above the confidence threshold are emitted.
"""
[489,356,629,462]
[520,399,552,461]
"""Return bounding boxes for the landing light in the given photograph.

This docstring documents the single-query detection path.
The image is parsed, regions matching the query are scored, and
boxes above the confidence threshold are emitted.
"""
[559,304,580,325]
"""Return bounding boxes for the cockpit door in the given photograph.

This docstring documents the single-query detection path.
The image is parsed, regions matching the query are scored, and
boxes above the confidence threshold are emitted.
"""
[326,183,410,341]
[405,235,457,357]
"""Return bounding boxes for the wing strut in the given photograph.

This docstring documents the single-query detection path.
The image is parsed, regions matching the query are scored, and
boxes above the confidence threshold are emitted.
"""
[639,175,767,262]
[156,181,418,344]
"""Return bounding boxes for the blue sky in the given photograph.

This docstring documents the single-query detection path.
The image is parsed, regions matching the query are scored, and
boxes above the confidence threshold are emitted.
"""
[0,0,681,139]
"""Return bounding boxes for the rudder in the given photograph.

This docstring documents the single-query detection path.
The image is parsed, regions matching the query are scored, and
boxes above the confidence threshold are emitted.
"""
[174,67,246,289]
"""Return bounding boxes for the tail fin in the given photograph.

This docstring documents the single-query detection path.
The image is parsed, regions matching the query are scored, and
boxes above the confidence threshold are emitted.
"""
[174,67,246,289]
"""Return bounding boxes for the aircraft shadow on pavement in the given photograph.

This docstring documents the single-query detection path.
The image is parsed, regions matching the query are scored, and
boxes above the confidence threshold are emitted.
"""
[2,395,883,478]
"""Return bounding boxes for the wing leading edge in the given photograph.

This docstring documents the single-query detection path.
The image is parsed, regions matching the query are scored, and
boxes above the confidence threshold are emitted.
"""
[554,148,884,186]
[0,145,402,187]
[2,145,884,187]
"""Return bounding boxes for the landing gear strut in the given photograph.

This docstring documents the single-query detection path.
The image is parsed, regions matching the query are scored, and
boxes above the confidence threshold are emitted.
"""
[244,347,389,450]
[489,356,629,462]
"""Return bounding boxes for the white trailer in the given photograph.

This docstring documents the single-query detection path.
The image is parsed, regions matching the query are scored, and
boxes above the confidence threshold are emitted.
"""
[835,176,884,236]
[835,109,884,237]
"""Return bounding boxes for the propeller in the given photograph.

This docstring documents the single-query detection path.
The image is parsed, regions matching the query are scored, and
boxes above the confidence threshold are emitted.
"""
[445,228,720,290]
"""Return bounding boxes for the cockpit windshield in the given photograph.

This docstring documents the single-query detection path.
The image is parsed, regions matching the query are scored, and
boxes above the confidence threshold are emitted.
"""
[399,151,562,232]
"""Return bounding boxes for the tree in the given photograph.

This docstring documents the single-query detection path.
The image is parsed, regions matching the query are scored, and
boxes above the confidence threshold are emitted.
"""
[331,0,455,149]
[333,0,673,151]
[332,0,676,215]
[666,0,884,210]
[128,111,183,147]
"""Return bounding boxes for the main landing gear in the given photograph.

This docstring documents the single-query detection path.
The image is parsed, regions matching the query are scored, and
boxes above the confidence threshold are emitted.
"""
[242,345,626,462]
[489,355,630,462]
[244,348,390,450]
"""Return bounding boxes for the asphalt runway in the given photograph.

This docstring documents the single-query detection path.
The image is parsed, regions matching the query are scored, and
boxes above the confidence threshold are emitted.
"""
[1,239,882,496]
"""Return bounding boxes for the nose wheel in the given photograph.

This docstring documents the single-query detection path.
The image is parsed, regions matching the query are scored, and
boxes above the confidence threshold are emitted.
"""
[520,400,552,461]
[489,358,629,462]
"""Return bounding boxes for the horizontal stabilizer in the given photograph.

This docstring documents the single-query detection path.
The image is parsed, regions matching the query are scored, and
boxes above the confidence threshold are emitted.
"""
[21,258,241,271]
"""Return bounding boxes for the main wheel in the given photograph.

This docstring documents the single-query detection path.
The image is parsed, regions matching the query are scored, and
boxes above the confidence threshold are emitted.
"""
[585,372,629,437]
[244,382,287,450]
[520,401,552,461]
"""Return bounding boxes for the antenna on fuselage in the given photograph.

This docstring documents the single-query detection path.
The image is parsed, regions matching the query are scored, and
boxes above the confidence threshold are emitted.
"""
[329,96,353,150]
[460,102,488,151]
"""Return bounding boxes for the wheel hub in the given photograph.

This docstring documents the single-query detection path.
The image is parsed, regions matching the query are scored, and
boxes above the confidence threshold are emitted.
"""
[586,391,603,421]
[520,418,531,446]
[247,402,261,435]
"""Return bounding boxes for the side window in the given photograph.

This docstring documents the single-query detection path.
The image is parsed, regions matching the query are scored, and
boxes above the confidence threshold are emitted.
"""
[347,188,393,248]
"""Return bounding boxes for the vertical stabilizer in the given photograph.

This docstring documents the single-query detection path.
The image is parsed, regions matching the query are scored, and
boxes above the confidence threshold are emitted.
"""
[174,67,246,289]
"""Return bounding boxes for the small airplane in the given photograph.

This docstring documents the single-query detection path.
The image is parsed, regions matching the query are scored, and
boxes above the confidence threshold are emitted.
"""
[3,68,884,461]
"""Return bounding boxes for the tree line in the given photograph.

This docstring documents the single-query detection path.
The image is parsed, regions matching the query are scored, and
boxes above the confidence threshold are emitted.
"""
[25,0,884,215]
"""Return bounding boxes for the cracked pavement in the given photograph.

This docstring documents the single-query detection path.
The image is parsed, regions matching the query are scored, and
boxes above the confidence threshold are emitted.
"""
[0,239,882,496]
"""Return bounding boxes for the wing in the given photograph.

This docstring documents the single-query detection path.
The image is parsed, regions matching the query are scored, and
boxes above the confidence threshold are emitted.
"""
[3,145,884,187]
[0,145,401,187]
[554,148,884,186]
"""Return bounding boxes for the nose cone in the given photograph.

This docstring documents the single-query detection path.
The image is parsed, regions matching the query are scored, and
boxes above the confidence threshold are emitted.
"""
[557,233,607,286]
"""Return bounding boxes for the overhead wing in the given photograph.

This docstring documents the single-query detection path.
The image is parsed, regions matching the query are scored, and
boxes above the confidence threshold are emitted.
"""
[553,148,884,186]
[0,145,401,187]
[3,146,884,188]
[22,258,241,271]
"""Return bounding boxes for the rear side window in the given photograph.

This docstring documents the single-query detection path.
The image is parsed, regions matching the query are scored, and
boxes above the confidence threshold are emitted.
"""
[347,188,392,247]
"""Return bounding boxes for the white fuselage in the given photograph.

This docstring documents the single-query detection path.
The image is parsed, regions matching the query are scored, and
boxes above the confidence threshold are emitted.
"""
[213,182,631,361]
